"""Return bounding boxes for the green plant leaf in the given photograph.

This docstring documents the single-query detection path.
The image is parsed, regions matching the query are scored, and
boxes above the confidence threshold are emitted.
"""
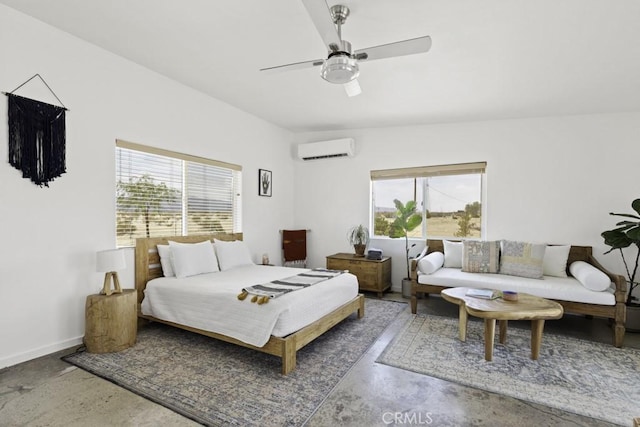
[601,230,633,248]
[406,214,423,231]
[633,198,640,215]
[627,226,640,241]
[609,212,640,220]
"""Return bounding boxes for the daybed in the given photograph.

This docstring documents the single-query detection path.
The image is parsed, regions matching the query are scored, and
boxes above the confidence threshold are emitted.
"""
[135,233,364,374]
[411,239,627,347]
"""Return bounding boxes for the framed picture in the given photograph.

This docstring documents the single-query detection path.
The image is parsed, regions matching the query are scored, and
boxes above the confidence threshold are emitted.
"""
[259,169,272,197]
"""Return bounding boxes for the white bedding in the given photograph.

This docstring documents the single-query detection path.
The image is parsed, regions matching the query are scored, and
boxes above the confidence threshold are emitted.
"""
[141,265,359,347]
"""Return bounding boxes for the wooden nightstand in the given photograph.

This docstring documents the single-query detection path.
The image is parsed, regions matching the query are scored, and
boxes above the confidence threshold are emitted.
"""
[326,253,391,297]
[84,289,137,353]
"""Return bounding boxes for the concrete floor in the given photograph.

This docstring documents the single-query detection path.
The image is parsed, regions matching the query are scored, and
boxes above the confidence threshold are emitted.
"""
[1,293,638,426]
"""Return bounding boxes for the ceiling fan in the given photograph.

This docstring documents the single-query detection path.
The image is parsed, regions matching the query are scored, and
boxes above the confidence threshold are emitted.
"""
[260,0,432,97]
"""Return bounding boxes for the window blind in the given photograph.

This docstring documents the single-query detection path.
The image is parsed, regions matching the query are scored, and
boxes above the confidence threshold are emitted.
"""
[115,140,242,247]
[370,162,486,181]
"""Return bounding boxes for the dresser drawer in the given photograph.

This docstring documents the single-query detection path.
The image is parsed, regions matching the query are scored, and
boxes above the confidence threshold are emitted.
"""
[326,253,391,297]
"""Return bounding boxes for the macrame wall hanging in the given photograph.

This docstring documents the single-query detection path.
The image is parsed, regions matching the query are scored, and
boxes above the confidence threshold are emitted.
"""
[3,74,69,187]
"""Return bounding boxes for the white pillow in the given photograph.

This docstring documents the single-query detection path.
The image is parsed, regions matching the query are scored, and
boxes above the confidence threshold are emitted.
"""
[168,240,219,279]
[569,261,611,292]
[543,245,571,277]
[214,239,254,271]
[157,244,175,277]
[415,246,429,262]
[443,240,463,268]
[417,252,444,275]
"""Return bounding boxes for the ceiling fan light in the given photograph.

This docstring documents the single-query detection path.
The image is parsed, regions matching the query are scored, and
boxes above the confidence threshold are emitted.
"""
[343,79,362,97]
[320,55,359,84]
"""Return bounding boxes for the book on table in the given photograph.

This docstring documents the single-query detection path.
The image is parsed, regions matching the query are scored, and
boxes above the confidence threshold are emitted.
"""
[465,288,500,299]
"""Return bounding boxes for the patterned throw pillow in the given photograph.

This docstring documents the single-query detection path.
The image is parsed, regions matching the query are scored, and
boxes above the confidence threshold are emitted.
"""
[462,240,500,273]
[499,240,546,279]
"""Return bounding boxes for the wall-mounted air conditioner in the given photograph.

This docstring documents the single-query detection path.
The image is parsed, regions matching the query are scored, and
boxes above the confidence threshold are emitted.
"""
[297,138,355,161]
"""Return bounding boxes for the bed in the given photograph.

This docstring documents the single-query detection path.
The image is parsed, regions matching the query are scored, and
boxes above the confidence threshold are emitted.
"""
[135,233,365,374]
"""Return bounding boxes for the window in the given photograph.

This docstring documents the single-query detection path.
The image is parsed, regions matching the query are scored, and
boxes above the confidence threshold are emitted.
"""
[115,140,242,247]
[371,162,485,239]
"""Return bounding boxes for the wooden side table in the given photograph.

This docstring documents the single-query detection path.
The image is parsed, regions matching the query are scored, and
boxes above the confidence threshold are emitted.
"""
[84,289,137,353]
[326,253,391,297]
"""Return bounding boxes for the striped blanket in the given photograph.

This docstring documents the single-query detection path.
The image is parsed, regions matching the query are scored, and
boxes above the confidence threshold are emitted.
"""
[237,268,345,304]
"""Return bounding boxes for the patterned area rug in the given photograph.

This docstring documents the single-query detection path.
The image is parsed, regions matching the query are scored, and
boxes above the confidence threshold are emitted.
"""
[63,299,406,426]
[376,314,640,426]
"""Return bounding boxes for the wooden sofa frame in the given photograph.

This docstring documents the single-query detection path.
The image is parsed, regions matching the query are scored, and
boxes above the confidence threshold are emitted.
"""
[135,233,365,375]
[410,239,627,347]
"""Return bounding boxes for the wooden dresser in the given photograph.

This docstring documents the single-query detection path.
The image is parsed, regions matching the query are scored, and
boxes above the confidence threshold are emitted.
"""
[326,253,391,297]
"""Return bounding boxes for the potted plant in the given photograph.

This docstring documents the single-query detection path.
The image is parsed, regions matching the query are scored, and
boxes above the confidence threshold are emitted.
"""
[388,199,423,297]
[347,224,370,257]
[601,198,640,331]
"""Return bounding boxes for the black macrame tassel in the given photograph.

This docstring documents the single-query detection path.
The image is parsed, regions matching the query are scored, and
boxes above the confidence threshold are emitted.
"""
[7,93,66,187]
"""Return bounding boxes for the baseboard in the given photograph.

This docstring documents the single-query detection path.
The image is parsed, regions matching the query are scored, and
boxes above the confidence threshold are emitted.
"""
[0,336,83,369]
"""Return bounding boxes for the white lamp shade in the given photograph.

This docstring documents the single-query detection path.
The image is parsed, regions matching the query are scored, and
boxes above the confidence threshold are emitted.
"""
[96,249,126,272]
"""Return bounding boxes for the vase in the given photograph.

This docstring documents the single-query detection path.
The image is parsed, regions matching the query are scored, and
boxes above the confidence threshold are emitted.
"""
[626,303,640,333]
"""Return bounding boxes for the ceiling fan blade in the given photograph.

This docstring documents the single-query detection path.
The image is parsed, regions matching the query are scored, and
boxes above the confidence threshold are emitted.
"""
[354,36,432,62]
[301,0,342,51]
[260,58,324,74]
[343,79,362,97]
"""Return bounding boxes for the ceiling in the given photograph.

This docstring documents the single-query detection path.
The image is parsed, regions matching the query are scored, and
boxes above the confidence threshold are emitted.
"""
[2,0,640,132]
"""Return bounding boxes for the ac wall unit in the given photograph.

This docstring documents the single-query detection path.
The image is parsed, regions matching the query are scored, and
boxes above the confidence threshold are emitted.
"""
[297,138,355,161]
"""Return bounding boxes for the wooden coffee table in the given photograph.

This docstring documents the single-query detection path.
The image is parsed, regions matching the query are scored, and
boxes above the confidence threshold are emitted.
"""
[441,287,563,361]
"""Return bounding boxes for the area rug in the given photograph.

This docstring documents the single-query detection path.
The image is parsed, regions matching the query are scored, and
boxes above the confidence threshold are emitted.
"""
[63,299,406,426]
[376,314,640,426]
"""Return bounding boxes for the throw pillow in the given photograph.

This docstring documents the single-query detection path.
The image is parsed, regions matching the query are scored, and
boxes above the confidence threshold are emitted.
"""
[156,244,175,277]
[543,245,571,277]
[443,240,463,268]
[569,261,611,292]
[462,240,500,273]
[169,240,220,279]
[499,240,546,279]
[417,252,444,275]
[214,239,254,271]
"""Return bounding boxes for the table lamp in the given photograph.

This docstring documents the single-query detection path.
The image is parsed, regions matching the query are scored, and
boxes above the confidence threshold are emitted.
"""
[96,249,126,295]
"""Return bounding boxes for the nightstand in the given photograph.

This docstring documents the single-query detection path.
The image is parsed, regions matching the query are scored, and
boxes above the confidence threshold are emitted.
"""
[326,253,391,297]
[84,289,137,353]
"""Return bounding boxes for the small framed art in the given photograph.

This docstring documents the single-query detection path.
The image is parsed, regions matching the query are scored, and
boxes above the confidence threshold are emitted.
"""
[259,169,272,197]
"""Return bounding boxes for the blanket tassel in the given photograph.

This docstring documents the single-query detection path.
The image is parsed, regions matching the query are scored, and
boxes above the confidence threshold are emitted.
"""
[237,290,248,300]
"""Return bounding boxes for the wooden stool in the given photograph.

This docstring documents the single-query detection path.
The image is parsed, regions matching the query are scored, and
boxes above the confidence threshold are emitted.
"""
[84,289,137,353]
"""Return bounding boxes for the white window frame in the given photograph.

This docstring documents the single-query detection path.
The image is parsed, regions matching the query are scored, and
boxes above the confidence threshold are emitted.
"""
[115,140,242,247]
[370,162,486,240]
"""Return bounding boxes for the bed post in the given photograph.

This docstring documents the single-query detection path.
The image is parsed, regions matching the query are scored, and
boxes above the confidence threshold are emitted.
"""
[281,337,297,375]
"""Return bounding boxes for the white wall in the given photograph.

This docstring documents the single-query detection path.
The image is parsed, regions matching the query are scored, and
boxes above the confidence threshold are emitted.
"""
[0,5,294,368]
[293,113,640,291]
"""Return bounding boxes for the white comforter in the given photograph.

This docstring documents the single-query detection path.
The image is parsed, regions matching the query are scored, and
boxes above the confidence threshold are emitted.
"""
[141,265,359,347]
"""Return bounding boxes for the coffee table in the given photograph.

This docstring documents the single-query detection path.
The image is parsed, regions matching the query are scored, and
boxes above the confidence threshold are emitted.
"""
[441,287,563,361]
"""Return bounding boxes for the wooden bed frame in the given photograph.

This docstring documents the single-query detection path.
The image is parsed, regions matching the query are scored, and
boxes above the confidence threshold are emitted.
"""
[134,233,365,374]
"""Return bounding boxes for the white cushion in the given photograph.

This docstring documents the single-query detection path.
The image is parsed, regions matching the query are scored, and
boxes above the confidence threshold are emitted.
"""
[543,245,571,277]
[415,246,429,262]
[417,268,616,306]
[168,240,219,279]
[417,252,444,275]
[569,261,611,292]
[214,239,254,271]
[443,240,463,268]
[157,244,175,277]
